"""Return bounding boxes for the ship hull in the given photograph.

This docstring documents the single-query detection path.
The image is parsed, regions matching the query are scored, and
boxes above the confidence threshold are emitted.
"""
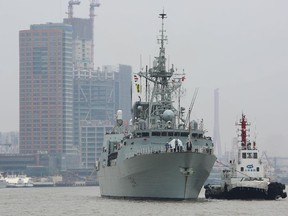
[98,152,216,199]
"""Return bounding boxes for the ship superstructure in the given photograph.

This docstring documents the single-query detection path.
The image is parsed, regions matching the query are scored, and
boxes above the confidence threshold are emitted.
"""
[96,12,216,199]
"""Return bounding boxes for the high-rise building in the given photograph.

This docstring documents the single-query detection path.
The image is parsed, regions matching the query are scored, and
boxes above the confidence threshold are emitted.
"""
[19,23,74,157]
[63,3,132,168]
[64,17,94,72]
[73,65,132,168]
[0,131,19,154]
[17,2,131,171]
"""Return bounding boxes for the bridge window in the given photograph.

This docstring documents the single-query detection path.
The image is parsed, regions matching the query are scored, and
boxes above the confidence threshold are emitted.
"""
[152,132,160,136]
[253,153,257,158]
[168,132,173,136]
[181,132,189,137]
[161,132,167,136]
[241,167,244,171]
[174,132,180,136]
[142,132,149,137]
[192,133,198,138]
[257,167,260,172]
[242,153,246,159]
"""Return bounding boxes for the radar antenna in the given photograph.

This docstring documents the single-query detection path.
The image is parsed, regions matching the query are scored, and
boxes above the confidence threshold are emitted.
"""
[185,88,199,128]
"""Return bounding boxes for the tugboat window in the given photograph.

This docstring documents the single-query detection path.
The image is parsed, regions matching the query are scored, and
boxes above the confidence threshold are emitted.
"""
[242,153,246,158]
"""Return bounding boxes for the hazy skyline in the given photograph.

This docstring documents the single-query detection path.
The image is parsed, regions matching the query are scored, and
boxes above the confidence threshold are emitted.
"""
[0,0,287,157]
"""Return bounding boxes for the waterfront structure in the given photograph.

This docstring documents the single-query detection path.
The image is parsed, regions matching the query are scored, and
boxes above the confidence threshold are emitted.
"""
[73,65,132,168]
[64,17,94,72]
[64,2,131,168]
[19,23,75,167]
[64,0,100,73]
[79,120,113,168]
[18,2,131,171]
[0,131,19,154]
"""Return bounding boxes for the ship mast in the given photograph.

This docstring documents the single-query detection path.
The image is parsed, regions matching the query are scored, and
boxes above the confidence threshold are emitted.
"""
[137,12,184,129]
[236,114,251,149]
[148,12,176,107]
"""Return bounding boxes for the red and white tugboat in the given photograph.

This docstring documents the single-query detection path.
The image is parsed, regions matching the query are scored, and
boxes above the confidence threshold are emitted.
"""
[205,114,287,200]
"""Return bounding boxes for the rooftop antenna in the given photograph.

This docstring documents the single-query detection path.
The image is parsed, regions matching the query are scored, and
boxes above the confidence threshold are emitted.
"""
[68,0,81,19]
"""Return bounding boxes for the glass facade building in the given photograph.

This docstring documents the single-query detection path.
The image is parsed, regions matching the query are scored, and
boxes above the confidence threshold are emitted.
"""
[73,65,132,168]
[19,23,74,155]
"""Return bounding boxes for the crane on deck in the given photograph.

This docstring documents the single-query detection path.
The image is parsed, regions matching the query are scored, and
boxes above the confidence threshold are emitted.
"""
[185,87,199,129]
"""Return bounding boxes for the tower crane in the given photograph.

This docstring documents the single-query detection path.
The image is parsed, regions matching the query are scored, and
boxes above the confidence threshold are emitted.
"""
[68,0,81,19]
[89,0,100,19]
[89,0,101,69]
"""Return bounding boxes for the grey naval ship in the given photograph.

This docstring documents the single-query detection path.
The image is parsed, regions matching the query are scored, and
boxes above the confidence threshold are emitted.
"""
[96,12,217,200]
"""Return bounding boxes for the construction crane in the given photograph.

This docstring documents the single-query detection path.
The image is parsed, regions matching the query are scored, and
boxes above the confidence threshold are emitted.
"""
[89,0,101,69]
[68,0,81,19]
[89,0,101,19]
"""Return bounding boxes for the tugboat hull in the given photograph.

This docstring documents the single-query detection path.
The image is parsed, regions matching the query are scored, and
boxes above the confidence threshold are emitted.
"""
[205,181,287,200]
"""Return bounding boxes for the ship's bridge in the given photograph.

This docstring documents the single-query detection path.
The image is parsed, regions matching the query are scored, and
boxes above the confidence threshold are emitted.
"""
[240,150,258,160]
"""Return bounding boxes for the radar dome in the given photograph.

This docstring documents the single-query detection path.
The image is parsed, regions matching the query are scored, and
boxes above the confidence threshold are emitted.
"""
[190,120,198,130]
[162,110,174,121]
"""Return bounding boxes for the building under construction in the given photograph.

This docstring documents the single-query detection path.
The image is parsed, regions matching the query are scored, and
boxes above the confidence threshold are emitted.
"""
[64,1,132,168]
[16,0,132,174]
[63,0,100,72]
[73,65,132,168]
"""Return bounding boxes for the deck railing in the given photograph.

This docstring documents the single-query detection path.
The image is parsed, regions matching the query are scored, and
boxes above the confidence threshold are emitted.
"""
[125,145,214,159]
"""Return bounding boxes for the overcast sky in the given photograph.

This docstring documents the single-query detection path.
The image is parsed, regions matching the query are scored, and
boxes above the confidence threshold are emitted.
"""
[0,0,287,157]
